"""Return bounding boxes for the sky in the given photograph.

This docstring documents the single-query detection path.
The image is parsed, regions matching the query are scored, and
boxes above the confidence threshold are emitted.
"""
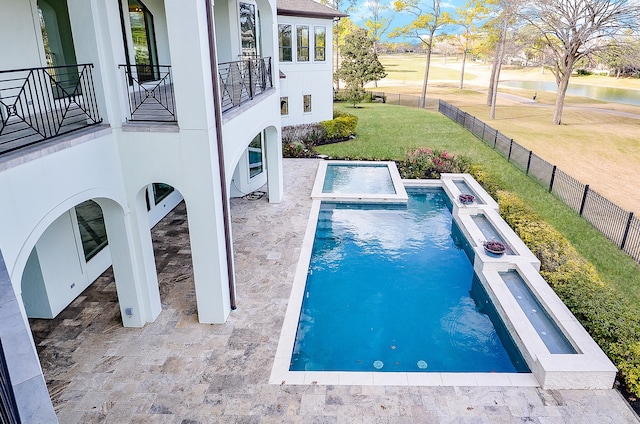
[347,0,466,43]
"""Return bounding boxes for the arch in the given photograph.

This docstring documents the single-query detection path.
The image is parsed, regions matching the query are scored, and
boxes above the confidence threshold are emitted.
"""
[134,179,232,323]
[15,189,158,327]
[11,188,127,288]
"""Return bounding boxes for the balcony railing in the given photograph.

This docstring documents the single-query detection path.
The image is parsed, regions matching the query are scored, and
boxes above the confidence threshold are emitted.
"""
[0,64,102,155]
[219,57,273,113]
[120,64,176,123]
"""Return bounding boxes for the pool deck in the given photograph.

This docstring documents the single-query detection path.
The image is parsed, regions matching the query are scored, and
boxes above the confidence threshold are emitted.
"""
[30,158,639,423]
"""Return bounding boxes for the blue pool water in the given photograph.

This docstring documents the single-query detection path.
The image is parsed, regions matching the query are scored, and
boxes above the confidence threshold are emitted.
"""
[290,189,529,373]
[322,164,396,194]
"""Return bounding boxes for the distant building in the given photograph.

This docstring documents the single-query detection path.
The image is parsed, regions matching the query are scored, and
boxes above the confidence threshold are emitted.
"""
[277,0,347,125]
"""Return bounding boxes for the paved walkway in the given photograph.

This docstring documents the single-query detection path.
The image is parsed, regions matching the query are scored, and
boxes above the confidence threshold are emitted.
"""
[30,159,639,423]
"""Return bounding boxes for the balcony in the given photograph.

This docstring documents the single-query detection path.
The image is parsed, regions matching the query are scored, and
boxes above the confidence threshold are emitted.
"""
[219,57,273,114]
[0,64,103,155]
[120,65,177,123]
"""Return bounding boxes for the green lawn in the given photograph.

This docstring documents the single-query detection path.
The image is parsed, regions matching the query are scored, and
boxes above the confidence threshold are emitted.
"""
[317,102,640,304]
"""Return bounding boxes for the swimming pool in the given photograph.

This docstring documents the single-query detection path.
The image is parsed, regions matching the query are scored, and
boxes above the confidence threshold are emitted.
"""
[271,162,616,388]
[290,190,529,373]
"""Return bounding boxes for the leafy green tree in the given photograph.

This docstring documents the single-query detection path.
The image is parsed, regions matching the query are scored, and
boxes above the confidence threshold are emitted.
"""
[455,0,493,89]
[337,28,387,106]
[321,0,357,91]
[364,1,394,55]
[390,0,452,108]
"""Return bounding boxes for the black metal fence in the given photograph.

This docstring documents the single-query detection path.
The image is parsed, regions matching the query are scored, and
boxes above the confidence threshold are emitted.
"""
[0,340,20,423]
[0,64,102,155]
[438,99,640,263]
[367,91,440,110]
[218,57,273,113]
[120,64,176,122]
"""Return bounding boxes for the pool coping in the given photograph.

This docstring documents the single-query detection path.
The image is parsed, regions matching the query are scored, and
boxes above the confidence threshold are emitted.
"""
[270,172,617,389]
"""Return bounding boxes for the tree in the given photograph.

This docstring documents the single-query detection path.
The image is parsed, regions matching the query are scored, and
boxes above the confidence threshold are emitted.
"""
[521,0,640,124]
[337,28,387,106]
[599,33,640,78]
[322,0,358,91]
[364,1,394,55]
[390,0,452,108]
[455,0,493,89]
[484,0,522,120]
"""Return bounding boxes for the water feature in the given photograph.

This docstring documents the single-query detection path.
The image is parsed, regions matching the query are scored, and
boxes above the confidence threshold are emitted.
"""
[500,270,576,354]
[501,80,640,106]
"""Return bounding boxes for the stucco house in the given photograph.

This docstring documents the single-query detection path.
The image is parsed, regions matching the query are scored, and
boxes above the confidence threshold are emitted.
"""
[276,0,347,126]
[0,0,282,420]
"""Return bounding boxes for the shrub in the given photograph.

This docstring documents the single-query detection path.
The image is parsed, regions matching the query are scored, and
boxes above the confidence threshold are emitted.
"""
[398,148,471,179]
[281,123,326,147]
[363,92,386,103]
[320,115,357,141]
[496,190,640,396]
[468,164,501,199]
[282,112,358,158]
[282,141,313,158]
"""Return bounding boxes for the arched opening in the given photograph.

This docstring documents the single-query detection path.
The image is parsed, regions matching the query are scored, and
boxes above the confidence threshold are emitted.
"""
[21,200,112,320]
[144,184,199,322]
[229,125,282,202]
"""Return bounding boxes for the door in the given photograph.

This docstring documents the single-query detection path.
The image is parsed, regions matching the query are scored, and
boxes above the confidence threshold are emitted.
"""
[37,0,79,97]
[128,0,159,82]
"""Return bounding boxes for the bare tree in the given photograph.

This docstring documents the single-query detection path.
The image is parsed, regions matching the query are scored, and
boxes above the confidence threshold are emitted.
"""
[521,0,640,124]
[391,0,452,108]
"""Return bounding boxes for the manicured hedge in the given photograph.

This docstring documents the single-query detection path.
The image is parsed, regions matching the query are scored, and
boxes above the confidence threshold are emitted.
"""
[320,113,358,141]
[281,111,358,158]
[471,167,640,396]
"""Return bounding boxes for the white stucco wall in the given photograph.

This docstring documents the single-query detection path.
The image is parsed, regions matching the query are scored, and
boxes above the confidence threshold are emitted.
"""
[1,0,283,329]
[277,15,334,125]
[0,1,45,70]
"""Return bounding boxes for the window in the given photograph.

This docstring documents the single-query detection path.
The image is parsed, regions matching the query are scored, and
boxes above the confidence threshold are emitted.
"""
[248,133,263,178]
[297,25,309,62]
[239,2,257,57]
[75,200,108,261]
[153,183,174,205]
[314,26,326,61]
[280,97,289,115]
[278,24,292,62]
[303,94,311,113]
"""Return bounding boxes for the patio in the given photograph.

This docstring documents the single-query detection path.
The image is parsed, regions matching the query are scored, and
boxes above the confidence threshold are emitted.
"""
[29,159,639,423]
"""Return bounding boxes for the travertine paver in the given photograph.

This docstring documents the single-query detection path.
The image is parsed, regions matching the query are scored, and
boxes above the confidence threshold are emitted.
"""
[29,158,639,423]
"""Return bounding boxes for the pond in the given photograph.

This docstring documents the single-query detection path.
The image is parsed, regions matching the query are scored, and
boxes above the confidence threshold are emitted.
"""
[501,80,640,106]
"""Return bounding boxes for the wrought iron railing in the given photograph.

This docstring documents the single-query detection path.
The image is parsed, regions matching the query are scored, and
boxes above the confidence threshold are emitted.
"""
[120,64,176,122]
[0,340,20,423]
[219,57,273,113]
[0,64,102,155]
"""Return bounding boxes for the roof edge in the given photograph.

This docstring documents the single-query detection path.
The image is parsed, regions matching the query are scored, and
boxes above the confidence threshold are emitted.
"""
[277,8,348,19]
